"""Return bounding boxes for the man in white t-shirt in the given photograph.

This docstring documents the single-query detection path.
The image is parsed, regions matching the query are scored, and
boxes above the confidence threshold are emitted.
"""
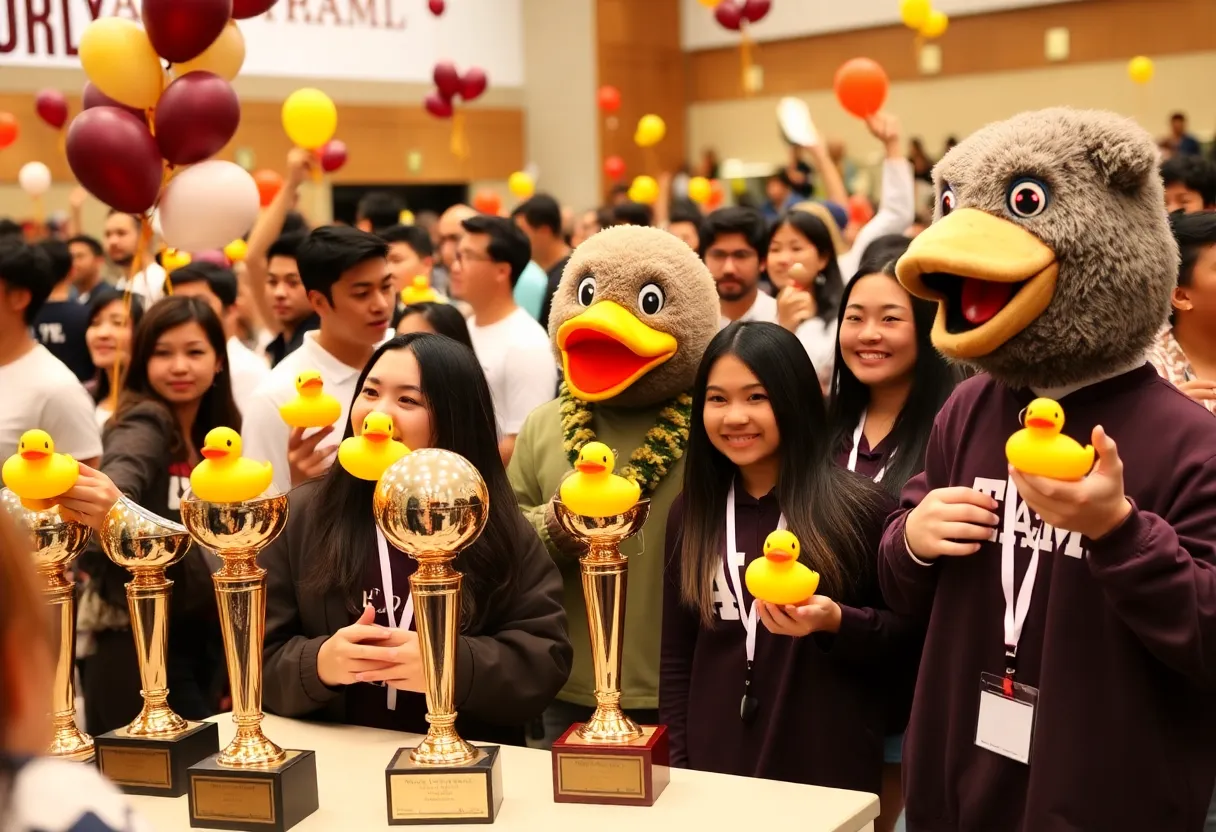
[242,226,395,495]
[701,206,778,328]
[450,214,556,465]
[0,240,102,465]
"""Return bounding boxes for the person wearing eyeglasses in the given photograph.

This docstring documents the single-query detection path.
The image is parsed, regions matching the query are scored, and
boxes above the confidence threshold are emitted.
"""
[700,207,774,329]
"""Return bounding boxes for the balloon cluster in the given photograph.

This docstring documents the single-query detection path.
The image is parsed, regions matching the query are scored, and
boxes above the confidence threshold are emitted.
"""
[711,0,771,30]
[424,61,488,119]
[899,0,948,39]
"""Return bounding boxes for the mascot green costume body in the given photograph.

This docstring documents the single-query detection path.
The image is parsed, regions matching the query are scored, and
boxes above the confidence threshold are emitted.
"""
[509,226,718,722]
[881,108,1216,830]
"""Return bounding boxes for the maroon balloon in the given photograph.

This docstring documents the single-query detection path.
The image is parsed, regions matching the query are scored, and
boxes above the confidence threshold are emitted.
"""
[66,108,163,214]
[154,72,240,166]
[319,139,347,173]
[142,0,233,64]
[231,0,278,18]
[424,93,453,119]
[715,1,743,30]
[433,62,461,101]
[428,0,445,15]
[742,0,771,23]
[34,89,68,130]
[82,82,146,124]
[459,68,487,102]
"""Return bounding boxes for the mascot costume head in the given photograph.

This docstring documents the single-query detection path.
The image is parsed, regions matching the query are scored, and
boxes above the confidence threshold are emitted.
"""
[897,108,1177,388]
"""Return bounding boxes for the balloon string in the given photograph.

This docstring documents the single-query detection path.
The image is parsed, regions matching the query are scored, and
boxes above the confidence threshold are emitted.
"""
[450,110,470,161]
[740,22,754,97]
[57,131,66,159]
[31,195,44,228]
[310,149,323,183]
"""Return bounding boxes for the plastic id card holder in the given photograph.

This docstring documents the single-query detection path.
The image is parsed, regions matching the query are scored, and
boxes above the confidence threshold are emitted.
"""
[975,671,1038,765]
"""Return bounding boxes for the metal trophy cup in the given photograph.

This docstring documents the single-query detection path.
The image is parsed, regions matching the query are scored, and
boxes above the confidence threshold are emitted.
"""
[180,495,318,832]
[93,497,220,796]
[549,499,670,807]
[1,489,94,762]
[373,449,503,825]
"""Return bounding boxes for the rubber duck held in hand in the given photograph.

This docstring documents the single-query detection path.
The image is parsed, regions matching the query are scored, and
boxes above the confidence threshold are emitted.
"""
[279,370,342,429]
[189,427,273,503]
[2,430,79,510]
[1006,397,1095,481]
[559,442,641,518]
[746,530,820,606]
[338,412,410,481]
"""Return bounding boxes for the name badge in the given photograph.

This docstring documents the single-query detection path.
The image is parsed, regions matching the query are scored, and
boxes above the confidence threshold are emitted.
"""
[974,671,1038,765]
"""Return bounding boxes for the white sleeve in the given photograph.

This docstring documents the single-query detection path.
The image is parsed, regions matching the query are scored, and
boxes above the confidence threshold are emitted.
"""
[41,378,103,460]
[500,343,558,436]
[240,386,293,496]
[796,317,838,388]
[837,158,917,279]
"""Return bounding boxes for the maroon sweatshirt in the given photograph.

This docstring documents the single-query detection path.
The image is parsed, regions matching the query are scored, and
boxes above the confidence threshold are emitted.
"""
[660,485,916,793]
[880,365,1216,832]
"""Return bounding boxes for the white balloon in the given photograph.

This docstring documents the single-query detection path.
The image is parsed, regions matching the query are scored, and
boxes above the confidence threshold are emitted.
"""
[18,162,51,197]
[150,208,164,239]
[158,161,259,253]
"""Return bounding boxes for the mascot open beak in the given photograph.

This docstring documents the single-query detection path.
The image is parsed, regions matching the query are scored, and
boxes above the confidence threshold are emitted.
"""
[556,300,677,401]
[896,208,1059,359]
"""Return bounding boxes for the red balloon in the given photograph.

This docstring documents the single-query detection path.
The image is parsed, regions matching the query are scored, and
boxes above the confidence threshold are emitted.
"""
[424,93,453,119]
[0,113,17,150]
[847,193,874,224]
[460,68,487,102]
[834,57,889,119]
[319,139,347,173]
[194,249,230,266]
[715,1,743,30]
[433,62,461,100]
[153,71,241,166]
[428,0,445,14]
[253,169,283,207]
[34,89,68,130]
[66,107,163,214]
[604,155,626,180]
[83,82,146,123]
[231,0,278,18]
[472,189,501,215]
[742,0,771,23]
[142,0,233,63]
[597,85,621,114]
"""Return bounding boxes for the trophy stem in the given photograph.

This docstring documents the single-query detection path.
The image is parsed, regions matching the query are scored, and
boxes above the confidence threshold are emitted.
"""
[410,561,477,766]
[577,544,642,743]
[212,551,284,769]
[125,570,189,738]
[41,564,95,761]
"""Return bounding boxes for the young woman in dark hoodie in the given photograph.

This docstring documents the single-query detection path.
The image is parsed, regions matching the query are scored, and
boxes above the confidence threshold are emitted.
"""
[659,321,918,794]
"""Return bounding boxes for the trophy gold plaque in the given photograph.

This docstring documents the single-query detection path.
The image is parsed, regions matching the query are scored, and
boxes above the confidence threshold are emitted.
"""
[549,499,670,807]
[1,488,94,762]
[181,495,318,832]
[373,449,504,825]
[93,496,220,796]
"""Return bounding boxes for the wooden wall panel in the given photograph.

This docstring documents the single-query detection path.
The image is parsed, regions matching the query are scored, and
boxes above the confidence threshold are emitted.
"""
[687,0,1216,102]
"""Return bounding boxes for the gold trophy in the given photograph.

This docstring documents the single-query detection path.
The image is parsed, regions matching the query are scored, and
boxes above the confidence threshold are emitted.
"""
[1,488,94,762]
[93,496,220,796]
[180,494,318,832]
[373,448,503,825]
[549,499,670,807]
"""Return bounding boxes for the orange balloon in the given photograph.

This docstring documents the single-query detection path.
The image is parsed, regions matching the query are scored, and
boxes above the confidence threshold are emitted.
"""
[0,113,18,150]
[473,189,502,215]
[833,58,889,119]
[253,169,283,207]
[707,179,725,210]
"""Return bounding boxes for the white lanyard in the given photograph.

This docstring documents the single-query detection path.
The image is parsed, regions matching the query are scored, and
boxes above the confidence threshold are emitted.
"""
[847,410,890,483]
[1000,477,1040,676]
[724,484,787,663]
[375,527,414,710]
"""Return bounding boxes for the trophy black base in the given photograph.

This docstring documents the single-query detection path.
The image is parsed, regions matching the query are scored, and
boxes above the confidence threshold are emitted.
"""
[551,723,669,806]
[385,745,503,825]
[187,749,318,832]
[95,721,220,797]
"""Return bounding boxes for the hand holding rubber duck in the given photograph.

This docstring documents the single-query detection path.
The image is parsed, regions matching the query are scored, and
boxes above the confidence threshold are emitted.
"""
[2,430,80,511]
[45,463,122,531]
[746,530,841,637]
[279,370,342,429]
[1006,398,1095,481]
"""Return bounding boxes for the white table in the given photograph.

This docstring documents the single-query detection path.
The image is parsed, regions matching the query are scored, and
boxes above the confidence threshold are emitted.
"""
[130,714,879,831]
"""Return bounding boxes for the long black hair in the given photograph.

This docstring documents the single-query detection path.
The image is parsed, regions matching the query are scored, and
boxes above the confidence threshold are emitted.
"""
[768,210,845,322]
[86,287,145,406]
[398,302,474,351]
[304,333,517,630]
[116,295,239,457]
[679,321,883,626]
[829,248,961,497]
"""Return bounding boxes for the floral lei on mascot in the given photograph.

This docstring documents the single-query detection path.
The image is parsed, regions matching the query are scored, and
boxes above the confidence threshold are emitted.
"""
[508,225,719,718]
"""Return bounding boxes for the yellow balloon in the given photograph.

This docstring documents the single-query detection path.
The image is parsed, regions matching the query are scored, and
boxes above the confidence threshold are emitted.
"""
[688,176,712,205]
[629,175,659,205]
[508,171,535,199]
[919,9,949,38]
[697,0,718,6]
[162,248,192,274]
[172,21,246,82]
[730,178,748,196]
[79,18,164,110]
[399,209,415,225]
[899,0,931,30]
[281,88,338,151]
[223,239,248,263]
[1128,55,1154,84]
[635,114,667,149]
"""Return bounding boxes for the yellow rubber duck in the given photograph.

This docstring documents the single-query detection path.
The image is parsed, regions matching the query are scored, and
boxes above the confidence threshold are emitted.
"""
[189,428,273,503]
[338,412,410,481]
[745,530,820,606]
[278,370,342,429]
[1005,397,1095,482]
[2,430,80,511]
[559,442,641,518]
[400,275,446,306]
